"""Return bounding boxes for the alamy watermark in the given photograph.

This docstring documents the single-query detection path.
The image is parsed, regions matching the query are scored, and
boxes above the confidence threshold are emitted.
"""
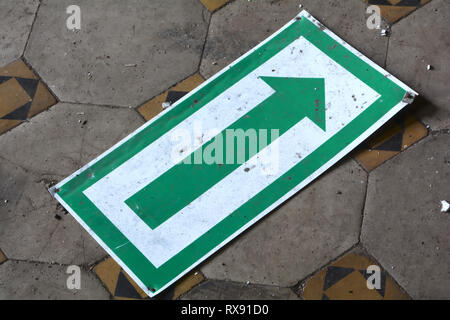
[66,5,81,31]
[366,5,381,30]
[170,121,281,175]
[366,265,381,290]
[66,265,81,290]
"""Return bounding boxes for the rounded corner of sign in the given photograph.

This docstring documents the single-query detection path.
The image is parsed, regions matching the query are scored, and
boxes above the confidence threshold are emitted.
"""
[144,288,157,299]
[142,284,167,299]
[402,91,419,105]
[48,186,59,198]
[295,10,311,20]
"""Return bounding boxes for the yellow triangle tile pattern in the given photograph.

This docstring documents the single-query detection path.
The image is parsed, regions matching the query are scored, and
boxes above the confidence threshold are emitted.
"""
[366,0,432,23]
[94,257,204,300]
[200,0,230,12]
[353,110,427,171]
[0,249,7,265]
[302,252,409,300]
[0,59,56,135]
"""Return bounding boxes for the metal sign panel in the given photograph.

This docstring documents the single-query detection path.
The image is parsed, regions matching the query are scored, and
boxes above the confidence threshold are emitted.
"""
[50,11,417,297]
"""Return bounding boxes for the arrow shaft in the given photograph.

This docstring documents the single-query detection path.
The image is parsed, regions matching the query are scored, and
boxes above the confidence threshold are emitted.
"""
[126,78,325,230]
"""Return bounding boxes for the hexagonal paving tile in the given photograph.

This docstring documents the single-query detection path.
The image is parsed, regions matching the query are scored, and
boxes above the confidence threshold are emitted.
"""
[181,280,299,300]
[0,260,109,299]
[0,103,144,265]
[353,109,428,172]
[302,250,409,300]
[0,0,39,66]
[200,0,389,79]
[0,59,57,135]
[201,158,367,287]
[24,0,210,107]
[362,133,450,299]
[386,0,450,130]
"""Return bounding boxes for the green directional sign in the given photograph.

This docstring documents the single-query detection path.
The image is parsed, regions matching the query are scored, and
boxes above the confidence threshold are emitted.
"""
[50,11,417,297]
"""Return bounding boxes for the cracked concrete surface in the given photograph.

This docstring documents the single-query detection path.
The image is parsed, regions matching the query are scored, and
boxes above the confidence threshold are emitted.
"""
[200,0,389,78]
[386,0,450,131]
[0,0,39,66]
[0,103,144,266]
[0,260,109,299]
[181,279,299,300]
[24,0,210,107]
[362,133,450,299]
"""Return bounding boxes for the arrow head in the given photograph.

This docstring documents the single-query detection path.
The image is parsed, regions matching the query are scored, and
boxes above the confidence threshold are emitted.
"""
[260,76,326,131]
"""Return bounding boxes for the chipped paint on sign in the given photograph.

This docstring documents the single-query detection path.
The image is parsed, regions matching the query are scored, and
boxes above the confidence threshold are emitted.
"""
[50,11,417,297]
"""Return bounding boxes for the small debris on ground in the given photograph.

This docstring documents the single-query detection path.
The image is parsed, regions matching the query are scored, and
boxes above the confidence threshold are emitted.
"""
[441,200,449,213]
[162,102,171,109]
[125,64,137,67]
[54,214,62,220]
[427,65,433,71]
[381,28,390,37]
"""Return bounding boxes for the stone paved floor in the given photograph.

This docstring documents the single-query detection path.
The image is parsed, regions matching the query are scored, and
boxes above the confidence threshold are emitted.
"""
[0,0,448,300]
